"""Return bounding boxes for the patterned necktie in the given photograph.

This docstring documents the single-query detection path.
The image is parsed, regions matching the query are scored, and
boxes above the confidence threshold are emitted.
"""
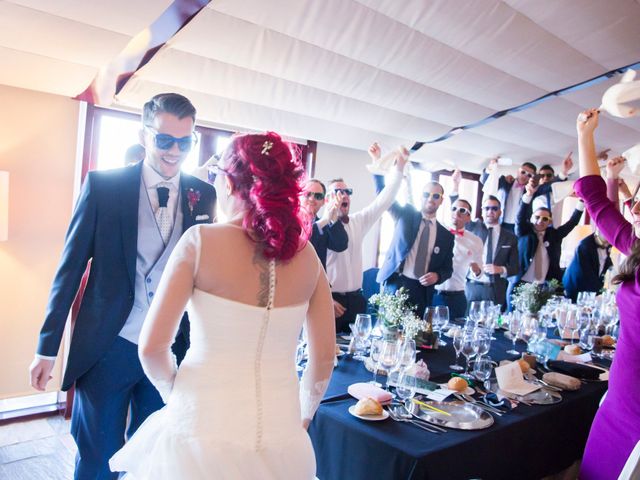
[155,185,172,245]
[534,232,545,281]
[485,227,494,264]
[413,219,431,278]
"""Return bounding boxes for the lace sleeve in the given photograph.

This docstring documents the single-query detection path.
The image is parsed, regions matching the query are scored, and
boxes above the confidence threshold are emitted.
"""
[299,257,336,426]
[138,225,202,402]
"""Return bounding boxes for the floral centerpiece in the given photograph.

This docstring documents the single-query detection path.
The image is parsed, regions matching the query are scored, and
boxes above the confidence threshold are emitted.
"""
[512,279,561,314]
[368,288,427,342]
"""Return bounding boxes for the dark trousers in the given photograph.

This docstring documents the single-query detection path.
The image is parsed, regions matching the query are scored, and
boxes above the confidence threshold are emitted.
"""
[332,290,367,333]
[465,279,509,313]
[383,273,431,318]
[71,336,164,480]
[433,290,467,321]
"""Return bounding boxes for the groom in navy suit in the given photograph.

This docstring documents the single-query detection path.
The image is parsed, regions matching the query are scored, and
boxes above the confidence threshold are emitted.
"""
[29,93,216,479]
[375,175,454,316]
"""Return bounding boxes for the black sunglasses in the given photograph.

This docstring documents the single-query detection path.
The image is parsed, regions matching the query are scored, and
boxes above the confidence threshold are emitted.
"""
[540,172,554,179]
[145,126,196,152]
[304,191,325,201]
[423,192,442,200]
[533,214,552,222]
[333,188,353,196]
[520,169,534,178]
[451,206,470,215]
[483,205,500,212]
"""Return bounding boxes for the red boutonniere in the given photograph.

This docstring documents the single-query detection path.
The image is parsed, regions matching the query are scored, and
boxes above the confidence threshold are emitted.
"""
[187,188,201,215]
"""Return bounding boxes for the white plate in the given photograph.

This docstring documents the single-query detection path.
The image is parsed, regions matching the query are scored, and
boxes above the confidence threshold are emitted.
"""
[438,384,475,396]
[348,405,389,421]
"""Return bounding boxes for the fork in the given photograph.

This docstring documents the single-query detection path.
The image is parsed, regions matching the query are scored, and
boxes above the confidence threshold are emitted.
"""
[386,407,442,433]
[454,394,504,416]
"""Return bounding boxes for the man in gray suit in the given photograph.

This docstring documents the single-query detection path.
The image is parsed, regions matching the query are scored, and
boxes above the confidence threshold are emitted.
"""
[463,195,519,311]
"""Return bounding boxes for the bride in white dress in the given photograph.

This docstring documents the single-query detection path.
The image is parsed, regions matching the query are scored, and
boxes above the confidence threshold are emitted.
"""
[109,132,336,479]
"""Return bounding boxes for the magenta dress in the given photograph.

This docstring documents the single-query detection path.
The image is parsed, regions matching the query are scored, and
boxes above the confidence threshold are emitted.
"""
[576,176,640,479]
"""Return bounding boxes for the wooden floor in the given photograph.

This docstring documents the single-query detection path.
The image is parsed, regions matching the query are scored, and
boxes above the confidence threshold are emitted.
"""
[0,415,75,480]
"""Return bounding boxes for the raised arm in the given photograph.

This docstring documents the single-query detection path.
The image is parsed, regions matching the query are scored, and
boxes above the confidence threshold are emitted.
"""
[555,203,584,239]
[299,261,335,428]
[515,180,538,237]
[137,226,201,401]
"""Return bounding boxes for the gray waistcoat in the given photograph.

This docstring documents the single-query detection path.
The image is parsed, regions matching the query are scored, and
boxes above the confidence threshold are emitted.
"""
[118,182,183,344]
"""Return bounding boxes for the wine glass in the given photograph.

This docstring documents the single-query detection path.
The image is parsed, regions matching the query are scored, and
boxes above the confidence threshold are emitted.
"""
[396,338,417,372]
[395,369,417,403]
[426,306,449,347]
[378,340,400,390]
[450,328,465,371]
[506,312,521,355]
[468,301,482,324]
[473,356,493,391]
[519,315,538,353]
[353,314,372,360]
[473,327,492,359]
[460,333,477,377]
[369,338,383,386]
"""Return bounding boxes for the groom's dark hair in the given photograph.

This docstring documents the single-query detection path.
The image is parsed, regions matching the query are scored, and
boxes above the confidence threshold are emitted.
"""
[142,93,196,126]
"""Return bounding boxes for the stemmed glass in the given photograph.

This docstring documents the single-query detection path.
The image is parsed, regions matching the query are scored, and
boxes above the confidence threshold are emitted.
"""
[473,356,493,391]
[450,328,465,371]
[369,338,383,386]
[519,315,538,353]
[353,314,372,360]
[396,338,417,372]
[395,369,417,403]
[460,333,477,377]
[473,327,492,360]
[506,312,521,355]
[468,301,482,324]
[426,306,449,347]
[377,340,400,390]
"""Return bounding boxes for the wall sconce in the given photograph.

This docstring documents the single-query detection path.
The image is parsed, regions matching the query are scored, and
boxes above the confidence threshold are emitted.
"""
[0,171,8,241]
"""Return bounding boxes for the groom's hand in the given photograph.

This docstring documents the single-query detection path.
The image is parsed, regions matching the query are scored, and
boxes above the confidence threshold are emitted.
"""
[29,357,55,391]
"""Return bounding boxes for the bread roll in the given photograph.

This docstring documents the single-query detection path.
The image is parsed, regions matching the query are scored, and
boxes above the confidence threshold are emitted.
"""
[564,344,582,355]
[517,359,531,373]
[353,397,383,416]
[602,335,616,347]
[447,377,469,392]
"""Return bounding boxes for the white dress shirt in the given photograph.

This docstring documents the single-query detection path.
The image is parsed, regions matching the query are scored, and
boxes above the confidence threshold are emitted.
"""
[142,163,181,223]
[326,171,403,293]
[503,181,525,224]
[402,217,437,280]
[436,229,483,291]
[522,231,549,283]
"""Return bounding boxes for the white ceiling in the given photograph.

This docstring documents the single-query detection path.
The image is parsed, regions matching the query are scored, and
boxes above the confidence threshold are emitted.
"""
[1,0,640,173]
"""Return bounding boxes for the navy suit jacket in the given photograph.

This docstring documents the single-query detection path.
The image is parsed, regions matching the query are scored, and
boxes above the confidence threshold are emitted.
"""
[563,234,612,301]
[373,175,454,287]
[310,218,348,270]
[37,162,216,390]
[514,199,583,284]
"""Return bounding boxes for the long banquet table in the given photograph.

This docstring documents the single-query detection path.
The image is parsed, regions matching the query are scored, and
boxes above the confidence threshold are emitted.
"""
[308,329,609,480]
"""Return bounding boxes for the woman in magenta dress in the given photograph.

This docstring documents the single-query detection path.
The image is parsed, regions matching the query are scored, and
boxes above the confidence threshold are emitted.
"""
[576,108,640,479]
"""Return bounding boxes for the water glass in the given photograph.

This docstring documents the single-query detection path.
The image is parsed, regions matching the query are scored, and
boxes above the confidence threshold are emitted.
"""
[473,356,493,390]
[369,338,383,386]
[395,369,417,402]
[450,328,465,371]
[506,312,521,355]
[378,340,400,390]
[460,334,476,376]
[353,314,372,360]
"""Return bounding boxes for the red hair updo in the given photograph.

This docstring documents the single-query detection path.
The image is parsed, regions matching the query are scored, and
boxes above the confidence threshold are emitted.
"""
[221,132,309,261]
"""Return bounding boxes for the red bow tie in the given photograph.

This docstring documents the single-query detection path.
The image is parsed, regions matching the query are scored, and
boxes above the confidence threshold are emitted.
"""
[450,228,464,236]
[340,216,350,224]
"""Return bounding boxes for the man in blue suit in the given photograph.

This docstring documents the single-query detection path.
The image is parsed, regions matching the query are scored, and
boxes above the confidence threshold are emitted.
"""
[563,230,612,302]
[29,93,216,479]
[374,172,454,317]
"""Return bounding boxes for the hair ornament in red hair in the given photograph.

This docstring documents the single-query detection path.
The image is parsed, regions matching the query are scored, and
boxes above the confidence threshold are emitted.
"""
[261,140,273,155]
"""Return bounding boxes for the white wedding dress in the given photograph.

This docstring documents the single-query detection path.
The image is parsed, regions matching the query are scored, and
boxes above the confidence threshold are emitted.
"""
[110,225,332,479]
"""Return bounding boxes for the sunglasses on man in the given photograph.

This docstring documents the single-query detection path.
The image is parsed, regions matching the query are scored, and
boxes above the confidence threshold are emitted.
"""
[539,172,554,179]
[533,214,552,223]
[451,205,470,215]
[520,169,534,178]
[304,191,325,201]
[145,125,197,152]
[482,205,500,212]
[332,188,353,196]
[422,192,442,200]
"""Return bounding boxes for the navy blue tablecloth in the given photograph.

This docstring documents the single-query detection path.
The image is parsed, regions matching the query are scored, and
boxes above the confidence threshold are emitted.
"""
[309,331,608,480]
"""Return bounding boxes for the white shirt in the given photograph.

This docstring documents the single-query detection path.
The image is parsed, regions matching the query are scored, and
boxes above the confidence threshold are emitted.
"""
[326,171,403,293]
[436,229,483,292]
[402,217,437,280]
[142,163,181,222]
[503,181,525,224]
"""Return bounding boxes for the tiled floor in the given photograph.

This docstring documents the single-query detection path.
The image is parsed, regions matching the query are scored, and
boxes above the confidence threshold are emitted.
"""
[0,416,75,480]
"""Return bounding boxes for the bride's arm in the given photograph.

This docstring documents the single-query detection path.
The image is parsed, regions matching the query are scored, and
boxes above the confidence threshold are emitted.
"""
[138,225,201,402]
[299,262,336,428]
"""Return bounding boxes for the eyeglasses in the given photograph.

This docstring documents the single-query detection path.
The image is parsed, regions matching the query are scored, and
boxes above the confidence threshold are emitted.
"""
[145,126,196,152]
[540,172,554,179]
[520,170,534,178]
[304,191,325,201]
[482,205,500,212]
[423,192,442,200]
[451,206,470,215]
[333,188,353,196]
[533,215,552,222]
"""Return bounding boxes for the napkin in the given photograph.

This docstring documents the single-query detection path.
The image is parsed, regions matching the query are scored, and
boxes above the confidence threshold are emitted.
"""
[547,360,601,381]
[542,372,581,391]
[482,392,513,411]
[347,383,393,404]
[495,361,540,396]
[405,360,430,381]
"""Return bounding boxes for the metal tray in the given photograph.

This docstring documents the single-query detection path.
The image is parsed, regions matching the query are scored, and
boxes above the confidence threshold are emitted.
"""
[499,388,562,405]
[407,400,494,430]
